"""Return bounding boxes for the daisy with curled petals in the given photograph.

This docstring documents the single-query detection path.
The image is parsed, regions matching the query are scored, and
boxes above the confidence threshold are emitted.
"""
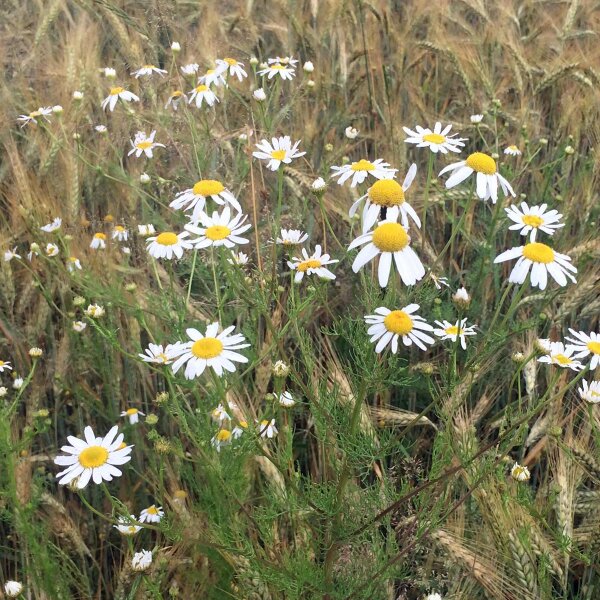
[348,220,425,288]
[565,329,600,369]
[185,207,251,249]
[288,245,338,283]
[170,322,250,379]
[146,231,193,260]
[66,256,82,272]
[121,407,144,424]
[131,64,167,78]
[504,203,564,242]
[504,145,522,156]
[433,319,477,350]
[212,429,233,451]
[90,233,106,250]
[114,516,141,536]
[579,380,600,403]
[276,228,309,246]
[180,63,199,76]
[252,136,306,171]
[198,68,227,87]
[54,425,132,489]
[331,158,397,188]
[349,164,420,232]
[138,343,176,365]
[188,84,219,108]
[537,342,583,371]
[101,87,139,112]
[257,63,295,80]
[41,217,61,232]
[4,247,20,262]
[216,58,247,81]
[258,419,278,438]
[139,504,164,523]
[439,152,515,203]
[493,242,576,290]
[17,107,52,126]
[128,130,165,158]
[0,359,12,373]
[365,305,435,353]
[402,122,467,154]
[170,179,241,222]
[165,90,185,110]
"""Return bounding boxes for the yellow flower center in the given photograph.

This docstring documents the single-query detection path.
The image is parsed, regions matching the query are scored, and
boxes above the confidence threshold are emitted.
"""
[522,215,544,228]
[126,408,138,416]
[512,466,527,478]
[216,429,232,442]
[423,133,446,144]
[508,145,518,151]
[371,222,409,252]
[143,64,155,69]
[224,58,237,66]
[171,90,183,98]
[110,87,124,96]
[383,310,413,335]
[94,233,106,240]
[587,341,600,355]
[146,505,159,515]
[271,65,285,70]
[156,353,168,363]
[260,420,270,426]
[522,242,554,264]
[136,141,153,150]
[206,69,215,75]
[79,445,109,468]
[239,420,248,428]
[205,225,231,241]
[445,326,460,336]
[195,84,208,93]
[0,361,5,367]
[297,259,322,272]
[155,232,179,246]
[368,179,405,207]
[191,337,224,359]
[465,152,496,174]
[30,110,42,117]
[271,150,287,161]
[553,354,572,366]
[193,179,225,196]
[115,225,125,232]
[351,159,375,172]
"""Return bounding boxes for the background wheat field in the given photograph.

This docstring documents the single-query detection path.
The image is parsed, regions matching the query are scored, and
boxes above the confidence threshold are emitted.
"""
[1,0,600,598]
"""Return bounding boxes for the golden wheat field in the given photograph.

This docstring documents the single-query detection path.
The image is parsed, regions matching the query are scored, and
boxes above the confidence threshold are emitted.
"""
[1,0,600,598]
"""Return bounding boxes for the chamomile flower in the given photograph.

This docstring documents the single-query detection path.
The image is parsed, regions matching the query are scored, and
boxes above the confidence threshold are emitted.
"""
[54,425,132,489]
[365,305,435,353]
[402,122,467,154]
[95,125,107,133]
[287,245,338,283]
[0,360,12,373]
[504,145,521,156]
[349,164,420,231]
[565,329,600,369]
[146,231,193,260]
[165,90,185,110]
[170,179,241,222]
[131,64,167,78]
[41,217,62,232]
[180,63,199,76]
[429,271,450,290]
[4,581,23,598]
[138,224,155,236]
[198,68,227,87]
[121,408,145,424]
[276,229,309,246]
[278,391,295,407]
[470,114,483,123]
[504,203,564,242]
[90,233,107,249]
[66,256,82,272]
[101,87,139,112]
[84,304,105,318]
[72,321,87,332]
[188,84,219,108]
[4,247,20,262]
[494,242,576,290]
[227,251,249,266]
[433,319,477,349]
[128,130,165,159]
[139,505,164,523]
[45,243,59,257]
[112,225,128,241]
[170,322,250,379]
[578,380,600,403]
[211,428,232,451]
[131,550,153,572]
[216,58,247,81]
[257,63,295,80]
[348,220,425,288]
[138,343,174,365]
[211,404,231,423]
[331,158,397,188]
[511,463,530,482]
[439,152,515,203]
[537,342,583,371]
[267,56,299,66]
[185,207,251,250]
[17,107,52,126]
[252,136,306,171]
[258,419,278,438]
[114,516,141,536]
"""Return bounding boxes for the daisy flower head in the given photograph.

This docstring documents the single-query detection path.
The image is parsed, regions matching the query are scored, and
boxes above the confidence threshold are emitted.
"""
[439,152,515,203]
[54,425,132,489]
[170,179,241,222]
[578,380,600,403]
[112,225,128,241]
[4,581,23,598]
[276,228,309,246]
[132,550,153,572]
[211,428,233,451]
[146,231,193,260]
[278,391,295,407]
[170,322,250,379]
[349,164,420,232]
[84,304,105,318]
[211,403,231,423]
[565,329,600,369]
[257,63,295,80]
[348,220,425,288]
[131,64,167,78]
[180,63,199,76]
[470,114,484,123]
[268,56,299,66]
[216,58,247,81]
[331,158,397,188]
[138,343,175,365]
[90,232,106,249]
[4,247,21,262]
[504,145,522,156]
[537,341,583,371]
[511,463,530,482]
[138,224,156,236]
[41,217,62,233]
[17,107,52,126]
[494,242,576,290]
[287,245,338,283]
[121,407,145,425]
[433,319,477,350]
[188,84,219,108]
[72,320,86,332]
[504,203,564,242]
[0,360,12,373]
[252,136,306,171]
[185,207,251,249]
[114,515,141,536]
[165,90,185,110]
[227,251,249,266]
[198,68,227,87]
[128,130,165,158]
[402,122,467,154]
[45,243,59,257]
[66,256,82,272]
[139,504,164,523]
[258,419,278,438]
[101,87,139,112]
[365,304,435,353]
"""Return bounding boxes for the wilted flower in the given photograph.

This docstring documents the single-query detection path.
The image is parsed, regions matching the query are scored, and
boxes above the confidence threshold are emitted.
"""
[131,550,153,572]
[511,463,530,482]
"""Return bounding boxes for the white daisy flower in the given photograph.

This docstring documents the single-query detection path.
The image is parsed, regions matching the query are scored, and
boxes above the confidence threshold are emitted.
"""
[17,107,52,126]
[345,126,359,139]
[493,242,576,290]
[510,463,530,482]
[101,87,139,112]
[232,422,248,439]
[120,407,145,424]
[131,64,167,78]
[0,360,12,373]
[504,203,564,242]
[146,231,193,260]
[132,550,153,572]
[138,343,176,365]
[216,58,247,81]
[470,114,484,123]
[102,67,116,78]
[402,122,467,154]
[227,251,249,266]
[185,207,251,249]
[12,378,23,390]
[348,220,425,288]
[504,145,521,156]
[112,225,128,241]
[54,425,133,489]
[170,322,250,379]
[433,319,477,349]
[578,380,600,403]
[139,505,164,523]
[303,61,314,73]
[439,152,515,203]
[188,84,219,108]
[66,256,82,272]
[138,224,156,236]
[4,247,21,262]
[267,56,299,66]
[537,342,583,371]
[128,130,165,158]
[170,179,241,222]
[165,90,185,110]
[276,228,309,246]
[330,158,397,188]
[257,64,295,80]
[253,88,267,101]
[311,177,327,192]
[41,217,62,232]
[4,581,23,598]
[84,304,105,318]
[429,271,450,290]
[287,245,338,283]
[278,391,295,407]
[198,68,227,87]
[45,243,59,257]
[180,63,199,76]
[211,404,231,423]
[90,232,107,249]
[365,304,435,353]
[95,125,107,133]
[565,329,600,369]
[252,136,306,171]
[114,515,141,536]
[211,429,233,451]
[349,164,420,232]
[72,321,87,332]
[258,419,278,438]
